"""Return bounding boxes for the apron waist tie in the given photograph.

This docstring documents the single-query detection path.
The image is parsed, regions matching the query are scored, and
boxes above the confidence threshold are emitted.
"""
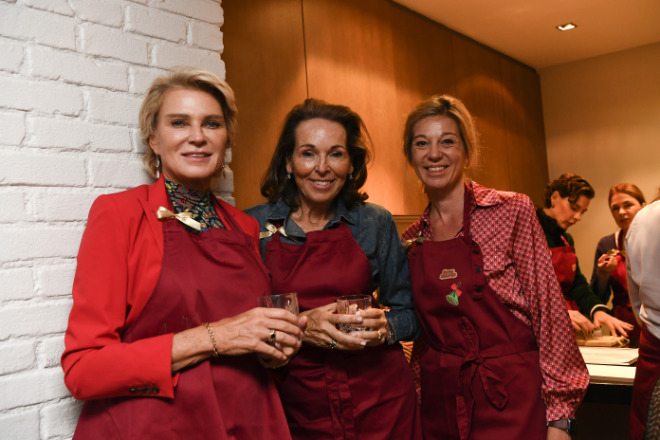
[447,339,538,440]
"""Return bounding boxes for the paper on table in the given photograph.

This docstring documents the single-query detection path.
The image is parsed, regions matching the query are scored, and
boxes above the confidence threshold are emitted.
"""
[579,346,639,366]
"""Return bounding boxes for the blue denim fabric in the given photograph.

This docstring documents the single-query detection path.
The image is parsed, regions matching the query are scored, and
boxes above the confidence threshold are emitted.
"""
[245,199,421,342]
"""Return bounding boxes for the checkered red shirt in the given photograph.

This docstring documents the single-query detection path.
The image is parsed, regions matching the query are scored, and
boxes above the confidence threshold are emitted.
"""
[402,181,588,421]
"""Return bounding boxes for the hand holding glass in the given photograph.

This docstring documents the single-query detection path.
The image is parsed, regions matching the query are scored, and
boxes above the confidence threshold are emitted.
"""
[336,295,371,333]
[257,293,299,349]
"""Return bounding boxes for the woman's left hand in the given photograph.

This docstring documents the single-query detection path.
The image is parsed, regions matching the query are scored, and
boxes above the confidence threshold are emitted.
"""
[592,310,633,338]
[351,308,390,347]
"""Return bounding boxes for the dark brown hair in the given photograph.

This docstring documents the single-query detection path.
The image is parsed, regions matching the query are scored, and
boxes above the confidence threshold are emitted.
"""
[543,173,595,208]
[260,98,373,210]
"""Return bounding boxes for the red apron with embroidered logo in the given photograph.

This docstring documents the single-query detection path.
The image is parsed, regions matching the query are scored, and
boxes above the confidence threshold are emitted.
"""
[265,222,421,440]
[630,326,660,439]
[549,236,580,311]
[610,246,642,345]
[407,185,546,440]
[73,198,291,440]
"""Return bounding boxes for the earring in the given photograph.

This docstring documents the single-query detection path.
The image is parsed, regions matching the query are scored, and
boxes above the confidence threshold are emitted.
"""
[155,156,161,179]
[220,162,226,171]
[287,173,291,180]
[348,173,353,180]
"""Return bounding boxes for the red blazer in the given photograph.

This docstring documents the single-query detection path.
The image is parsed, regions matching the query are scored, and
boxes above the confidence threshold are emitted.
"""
[61,177,260,401]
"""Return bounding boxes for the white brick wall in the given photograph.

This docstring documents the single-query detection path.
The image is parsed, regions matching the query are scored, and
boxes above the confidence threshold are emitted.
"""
[0,1,227,438]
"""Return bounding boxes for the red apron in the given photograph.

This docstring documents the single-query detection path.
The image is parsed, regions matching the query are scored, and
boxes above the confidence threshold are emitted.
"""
[610,242,642,345]
[549,236,579,311]
[630,326,660,439]
[265,222,421,440]
[73,198,291,440]
[407,185,546,440]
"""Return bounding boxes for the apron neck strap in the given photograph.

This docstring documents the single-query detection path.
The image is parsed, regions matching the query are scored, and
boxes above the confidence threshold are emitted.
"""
[462,182,474,237]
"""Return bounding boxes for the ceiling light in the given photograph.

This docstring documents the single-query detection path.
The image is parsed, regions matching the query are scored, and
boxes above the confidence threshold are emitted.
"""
[556,23,577,31]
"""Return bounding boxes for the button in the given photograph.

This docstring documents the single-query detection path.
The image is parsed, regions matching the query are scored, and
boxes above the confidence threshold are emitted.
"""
[475,267,482,273]
[129,387,137,394]
[476,286,483,293]
[472,248,479,254]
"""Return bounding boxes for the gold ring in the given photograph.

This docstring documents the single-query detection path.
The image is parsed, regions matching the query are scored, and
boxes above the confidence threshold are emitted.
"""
[269,329,277,343]
[377,330,383,341]
[329,339,337,349]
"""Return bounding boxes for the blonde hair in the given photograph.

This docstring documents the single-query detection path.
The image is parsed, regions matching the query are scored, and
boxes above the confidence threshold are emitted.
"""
[402,95,480,174]
[139,66,237,178]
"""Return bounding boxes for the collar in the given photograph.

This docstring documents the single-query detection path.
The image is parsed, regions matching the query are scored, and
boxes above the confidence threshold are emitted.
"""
[536,207,565,236]
[264,198,356,229]
[417,181,500,232]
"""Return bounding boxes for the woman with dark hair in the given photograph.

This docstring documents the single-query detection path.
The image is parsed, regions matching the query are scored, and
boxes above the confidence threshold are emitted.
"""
[246,98,422,439]
[591,183,646,345]
[401,95,587,440]
[61,67,305,439]
[537,174,633,339]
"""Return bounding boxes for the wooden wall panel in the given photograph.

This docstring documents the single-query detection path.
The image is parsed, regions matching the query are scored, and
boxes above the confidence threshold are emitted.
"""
[389,4,457,214]
[302,0,405,214]
[222,0,308,210]
[451,35,511,192]
[223,0,550,215]
[500,58,549,206]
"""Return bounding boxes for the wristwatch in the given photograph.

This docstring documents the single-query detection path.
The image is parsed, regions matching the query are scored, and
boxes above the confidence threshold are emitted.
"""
[547,419,577,435]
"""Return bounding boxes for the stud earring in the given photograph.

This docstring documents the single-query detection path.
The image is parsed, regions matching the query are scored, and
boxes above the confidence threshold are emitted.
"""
[348,173,353,180]
[287,173,291,180]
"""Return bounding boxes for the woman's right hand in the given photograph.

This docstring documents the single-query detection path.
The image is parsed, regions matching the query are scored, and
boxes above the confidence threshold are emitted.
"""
[567,309,597,334]
[300,302,368,351]
[171,308,305,372]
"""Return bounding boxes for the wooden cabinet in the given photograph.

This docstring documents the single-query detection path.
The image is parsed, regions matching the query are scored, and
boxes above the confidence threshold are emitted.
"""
[223,0,548,213]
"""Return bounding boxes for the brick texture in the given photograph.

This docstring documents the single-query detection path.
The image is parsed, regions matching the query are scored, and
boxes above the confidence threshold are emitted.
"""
[0,1,227,437]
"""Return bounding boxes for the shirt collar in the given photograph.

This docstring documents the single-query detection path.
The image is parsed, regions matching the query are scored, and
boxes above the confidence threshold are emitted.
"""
[264,197,356,236]
[415,181,502,239]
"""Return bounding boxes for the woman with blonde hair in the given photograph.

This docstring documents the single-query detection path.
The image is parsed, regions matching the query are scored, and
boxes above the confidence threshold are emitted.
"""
[62,67,305,439]
[402,95,588,439]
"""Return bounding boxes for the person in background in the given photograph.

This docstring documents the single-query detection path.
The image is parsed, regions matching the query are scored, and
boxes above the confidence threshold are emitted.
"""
[626,190,660,439]
[61,67,305,439]
[246,98,422,439]
[591,183,646,345]
[536,174,633,339]
[401,95,587,440]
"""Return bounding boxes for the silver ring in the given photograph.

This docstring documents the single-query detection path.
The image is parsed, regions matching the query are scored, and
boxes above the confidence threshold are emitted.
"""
[377,330,383,341]
[269,329,277,343]
[329,339,337,349]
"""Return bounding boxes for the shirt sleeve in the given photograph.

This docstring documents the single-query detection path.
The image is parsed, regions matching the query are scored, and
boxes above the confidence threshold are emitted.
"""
[510,197,588,420]
[61,195,176,401]
[371,206,422,342]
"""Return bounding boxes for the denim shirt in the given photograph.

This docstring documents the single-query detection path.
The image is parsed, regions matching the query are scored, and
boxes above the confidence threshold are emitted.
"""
[245,199,421,342]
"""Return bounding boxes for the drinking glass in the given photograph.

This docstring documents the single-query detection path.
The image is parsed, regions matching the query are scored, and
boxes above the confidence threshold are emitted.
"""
[257,292,299,315]
[336,294,371,332]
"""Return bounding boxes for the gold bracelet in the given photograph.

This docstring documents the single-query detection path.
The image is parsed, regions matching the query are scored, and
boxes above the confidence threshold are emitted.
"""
[203,322,219,358]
